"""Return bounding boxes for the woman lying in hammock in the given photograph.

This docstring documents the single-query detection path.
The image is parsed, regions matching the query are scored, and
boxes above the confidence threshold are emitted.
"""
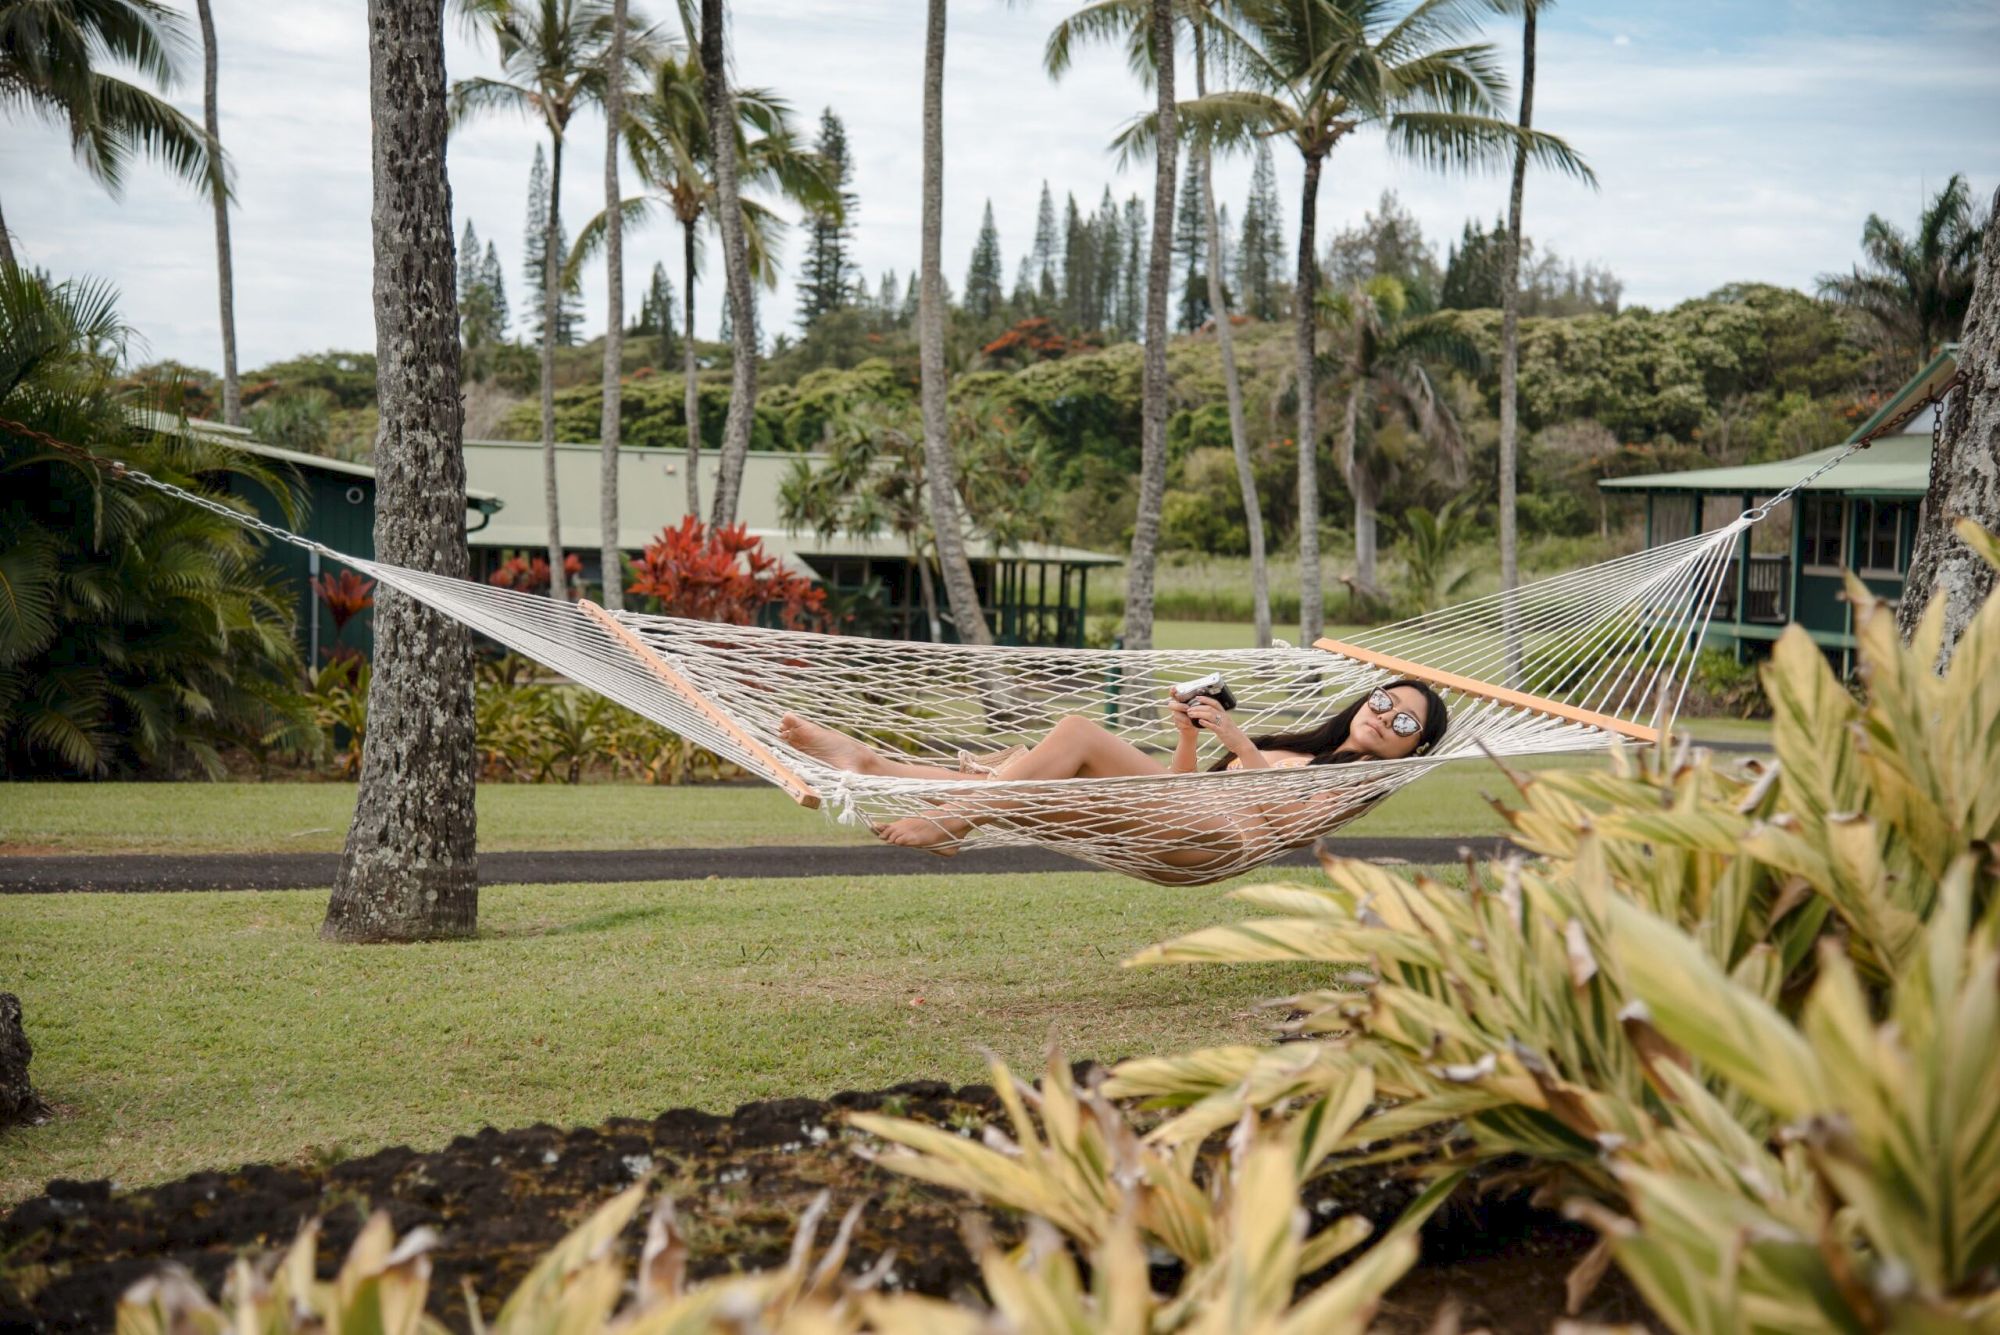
[777,678,1449,869]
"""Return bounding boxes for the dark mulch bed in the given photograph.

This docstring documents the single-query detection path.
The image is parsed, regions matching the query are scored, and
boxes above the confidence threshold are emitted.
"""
[0,1069,1659,1333]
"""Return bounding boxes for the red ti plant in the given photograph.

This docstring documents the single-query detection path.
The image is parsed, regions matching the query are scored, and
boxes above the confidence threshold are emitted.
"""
[626,517,828,630]
[488,552,583,596]
[311,569,376,663]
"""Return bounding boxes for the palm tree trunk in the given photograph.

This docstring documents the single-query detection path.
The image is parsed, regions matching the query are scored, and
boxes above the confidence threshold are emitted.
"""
[918,0,990,645]
[540,131,567,599]
[325,0,477,943]
[701,0,757,529]
[1294,149,1325,642]
[598,0,628,611]
[1497,2,1535,680]
[1123,0,1176,653]
[1193,25,1268,647]
[914,540,943,642]
[596,0,628,611]
[194,0,239,427]
[1898,182,2000,665]
[682,219,702,517]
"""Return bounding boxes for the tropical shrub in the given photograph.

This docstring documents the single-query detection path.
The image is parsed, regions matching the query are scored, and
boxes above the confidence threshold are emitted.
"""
[0,266,317,777]
[1102,525,2000,1330]
[628,517,827,629]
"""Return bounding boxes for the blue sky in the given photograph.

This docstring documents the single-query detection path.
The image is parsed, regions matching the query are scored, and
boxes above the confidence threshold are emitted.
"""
[4,0,1997,373]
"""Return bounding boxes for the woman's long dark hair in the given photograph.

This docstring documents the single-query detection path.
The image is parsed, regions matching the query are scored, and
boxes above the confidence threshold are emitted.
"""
[1210,678,1449,771]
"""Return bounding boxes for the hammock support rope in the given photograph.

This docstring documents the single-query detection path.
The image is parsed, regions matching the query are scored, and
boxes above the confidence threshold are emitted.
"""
[12,410,1906,885]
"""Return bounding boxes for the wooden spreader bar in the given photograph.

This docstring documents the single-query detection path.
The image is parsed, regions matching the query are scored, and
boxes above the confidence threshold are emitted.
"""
[579,600,822,807]
[1312,637,1660,746]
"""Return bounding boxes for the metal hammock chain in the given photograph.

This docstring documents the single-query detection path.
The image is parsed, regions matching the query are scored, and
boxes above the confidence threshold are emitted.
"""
[1741,381,1955,523]
[2,415,339,560]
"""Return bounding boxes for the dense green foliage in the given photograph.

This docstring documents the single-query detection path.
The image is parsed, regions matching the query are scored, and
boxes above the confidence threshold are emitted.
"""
[0,267,314,777]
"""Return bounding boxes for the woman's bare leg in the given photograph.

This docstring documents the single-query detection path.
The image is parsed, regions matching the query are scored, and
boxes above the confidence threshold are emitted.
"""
[778,713,972,780]
[880,715,1167,851]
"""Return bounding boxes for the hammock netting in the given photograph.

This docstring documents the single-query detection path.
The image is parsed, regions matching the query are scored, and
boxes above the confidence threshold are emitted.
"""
[332,517,1747,885]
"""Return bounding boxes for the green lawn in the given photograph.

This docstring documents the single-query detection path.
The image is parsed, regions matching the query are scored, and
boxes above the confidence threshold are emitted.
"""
[0,868,1364,1203]
[2,711,1769,857]
[4,756,1576,856]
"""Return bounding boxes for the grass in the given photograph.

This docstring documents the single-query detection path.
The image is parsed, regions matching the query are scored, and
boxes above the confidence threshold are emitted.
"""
[4,752,1600,856]
[0,866,1381,1203]
[2,709,1770,856]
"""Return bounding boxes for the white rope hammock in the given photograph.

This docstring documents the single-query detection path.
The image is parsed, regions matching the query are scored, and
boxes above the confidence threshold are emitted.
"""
[66,424,1880,886]
[300,516,1740,885]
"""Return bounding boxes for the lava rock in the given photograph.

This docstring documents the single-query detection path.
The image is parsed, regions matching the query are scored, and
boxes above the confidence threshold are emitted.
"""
[0,993,50,1129]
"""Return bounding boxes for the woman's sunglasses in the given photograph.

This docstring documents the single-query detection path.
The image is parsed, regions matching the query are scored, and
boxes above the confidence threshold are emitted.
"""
[1368,688,1423,738]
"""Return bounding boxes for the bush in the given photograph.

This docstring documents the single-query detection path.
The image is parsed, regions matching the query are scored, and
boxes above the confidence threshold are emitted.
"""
[1,269,317,777]
[1106,525,2000,1330]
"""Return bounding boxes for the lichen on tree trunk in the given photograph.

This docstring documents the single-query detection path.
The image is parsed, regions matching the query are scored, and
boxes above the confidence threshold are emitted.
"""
[1898,184,2000,667]
[322,0,478,944]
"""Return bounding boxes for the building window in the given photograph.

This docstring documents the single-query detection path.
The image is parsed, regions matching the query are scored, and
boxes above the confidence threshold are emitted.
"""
[1859,499,1908,576]
[1799,494,1846,571]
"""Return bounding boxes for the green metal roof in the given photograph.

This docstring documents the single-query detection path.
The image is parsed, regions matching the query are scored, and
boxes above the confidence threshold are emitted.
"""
[1599,434,1931,496]
[461,439,1124,568]
[138,413,506,514]
[1600,344,1954,499]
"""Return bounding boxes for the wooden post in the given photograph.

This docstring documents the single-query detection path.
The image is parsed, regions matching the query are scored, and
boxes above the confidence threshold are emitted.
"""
[577,600,821,807]
[1312,637,1660,745]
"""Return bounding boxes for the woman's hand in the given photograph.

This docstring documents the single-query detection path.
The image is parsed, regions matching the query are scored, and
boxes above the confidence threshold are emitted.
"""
[1167,696,1200,741]
[1185,697,1256,758]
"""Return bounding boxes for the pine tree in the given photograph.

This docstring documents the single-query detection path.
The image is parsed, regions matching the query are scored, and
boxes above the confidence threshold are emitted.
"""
[458,219,483,321]
[1062,192,1090,328]
[1030,181,1060,309]
[1237,141,1286,320]
[1092,188,1121,332]
[1010,254,1034,312]
[1120,193,1146,339]
[1441,215,1506,309]
[523,146,583,346]
[482,241,509,341]
[797,107,857,330]
[523,146,551,341]
[1173,150,1209,331]
[638,261,679,366]
[878,269,901,323]
[964,199,1004,321]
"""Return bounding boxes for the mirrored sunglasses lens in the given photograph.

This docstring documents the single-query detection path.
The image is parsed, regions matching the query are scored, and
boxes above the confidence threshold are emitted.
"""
[1391,712,1420,736]
[1369,688,1392,713]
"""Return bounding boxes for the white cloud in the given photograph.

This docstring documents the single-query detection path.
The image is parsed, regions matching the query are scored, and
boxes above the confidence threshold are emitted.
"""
[2,0,1996,374]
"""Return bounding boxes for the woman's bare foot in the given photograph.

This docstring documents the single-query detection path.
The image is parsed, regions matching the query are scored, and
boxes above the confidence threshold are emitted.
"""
[877,814,968,854]
[778,713,881,774]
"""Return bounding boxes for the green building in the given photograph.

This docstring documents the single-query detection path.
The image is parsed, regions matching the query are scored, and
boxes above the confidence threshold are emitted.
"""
[459,439,1121,647]
[1599,347,1955,670]
[157,416,504,660]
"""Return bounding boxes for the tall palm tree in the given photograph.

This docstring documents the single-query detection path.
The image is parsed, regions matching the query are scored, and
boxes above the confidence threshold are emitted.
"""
[1179,0,1591,641]
[597,0,632,609]
[0,0,222,268]
[574,53,828,517]
[1491,0,1564,616]
[1317,274,1479,591]
[1896,182,1998,663]
[918,0,991,644]
[697,0,758,529]
[191,0,238,426]
[451,0,654,601]
[324,0,478,942]
[1819,174,1987,373]
[1048,0,1272,647]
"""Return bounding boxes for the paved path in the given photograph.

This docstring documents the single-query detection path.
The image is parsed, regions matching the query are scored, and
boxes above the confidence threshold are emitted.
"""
[0,835,1518,894]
